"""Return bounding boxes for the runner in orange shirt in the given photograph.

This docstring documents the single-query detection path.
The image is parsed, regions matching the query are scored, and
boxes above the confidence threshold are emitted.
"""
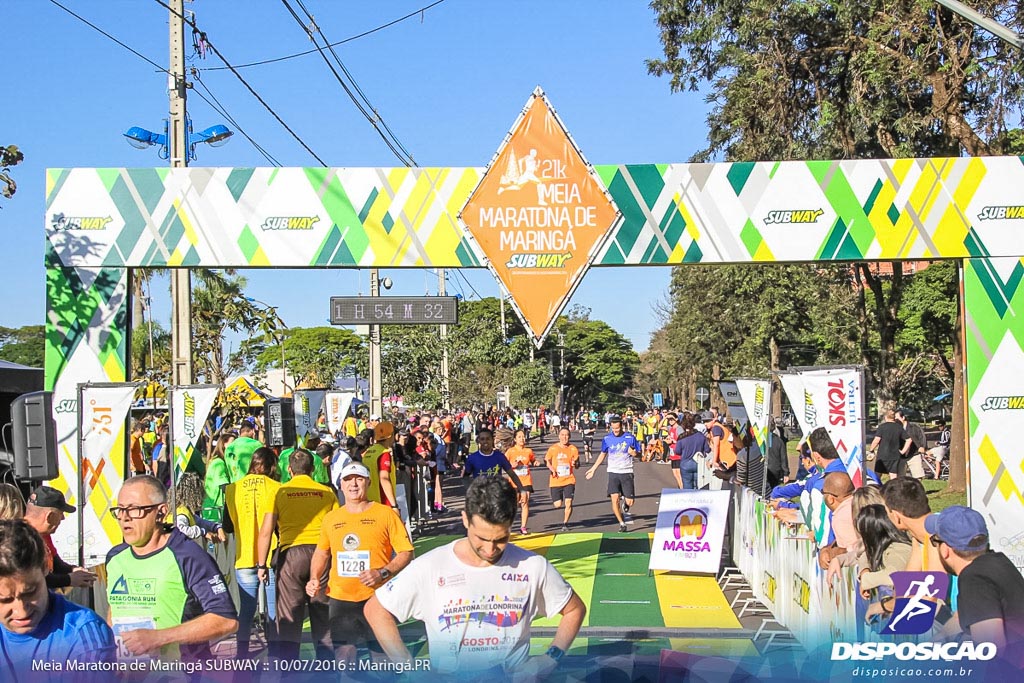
[506,429,536,535]
[546,427,579,531]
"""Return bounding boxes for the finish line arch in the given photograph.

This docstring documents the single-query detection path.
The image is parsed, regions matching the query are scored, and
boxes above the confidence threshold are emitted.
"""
[44,96,1024,565]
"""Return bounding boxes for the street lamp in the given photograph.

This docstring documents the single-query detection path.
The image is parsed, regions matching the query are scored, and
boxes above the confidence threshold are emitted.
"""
[124,115,233,389]
[124,118,233,161]
[245,297,289,394]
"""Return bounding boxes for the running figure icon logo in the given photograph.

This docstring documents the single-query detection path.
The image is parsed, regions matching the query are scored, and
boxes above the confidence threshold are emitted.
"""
[883,571,950,635]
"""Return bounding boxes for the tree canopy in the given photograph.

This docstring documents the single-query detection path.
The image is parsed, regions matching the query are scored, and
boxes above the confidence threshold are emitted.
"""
[0,325,44,367]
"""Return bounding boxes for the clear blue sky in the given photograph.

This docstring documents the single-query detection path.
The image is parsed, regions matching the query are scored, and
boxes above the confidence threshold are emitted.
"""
[3,0,709,353]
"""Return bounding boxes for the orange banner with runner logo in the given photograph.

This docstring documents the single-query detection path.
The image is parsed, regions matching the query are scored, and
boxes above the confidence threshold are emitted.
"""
[460,88,620,344]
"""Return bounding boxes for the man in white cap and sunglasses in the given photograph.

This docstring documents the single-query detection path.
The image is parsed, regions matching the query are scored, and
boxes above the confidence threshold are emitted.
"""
[307,461,414,664]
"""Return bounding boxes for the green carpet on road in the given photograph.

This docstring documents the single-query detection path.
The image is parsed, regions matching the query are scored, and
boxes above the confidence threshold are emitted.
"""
[590,535,663,626]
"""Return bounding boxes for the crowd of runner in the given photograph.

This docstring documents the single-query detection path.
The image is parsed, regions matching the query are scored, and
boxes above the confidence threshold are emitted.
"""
[1,398,1019,678]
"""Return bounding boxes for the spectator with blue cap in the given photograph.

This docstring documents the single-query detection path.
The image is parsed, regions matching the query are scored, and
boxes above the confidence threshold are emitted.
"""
[927,505,1024,655]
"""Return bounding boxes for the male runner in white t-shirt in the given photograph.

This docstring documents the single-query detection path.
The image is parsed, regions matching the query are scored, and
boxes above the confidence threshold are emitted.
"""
[364,476,586,676]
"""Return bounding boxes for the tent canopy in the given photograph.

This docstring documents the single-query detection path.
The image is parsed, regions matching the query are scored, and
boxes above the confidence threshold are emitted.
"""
[0,359,44,394]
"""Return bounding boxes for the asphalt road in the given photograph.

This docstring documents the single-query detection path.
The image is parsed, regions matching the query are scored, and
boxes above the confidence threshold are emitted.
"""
[422,432,683,536]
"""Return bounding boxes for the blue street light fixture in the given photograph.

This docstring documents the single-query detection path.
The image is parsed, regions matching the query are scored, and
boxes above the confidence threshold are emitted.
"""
[123,118,233,160]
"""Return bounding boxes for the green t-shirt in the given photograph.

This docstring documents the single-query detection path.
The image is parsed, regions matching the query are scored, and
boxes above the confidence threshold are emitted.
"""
[278,447,331,486]
[105,530,236,660]
[203,457,231,522]
[224,436,263,482]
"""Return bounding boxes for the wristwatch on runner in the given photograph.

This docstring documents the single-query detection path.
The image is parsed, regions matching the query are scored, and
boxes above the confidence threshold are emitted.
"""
[544,645,565,665]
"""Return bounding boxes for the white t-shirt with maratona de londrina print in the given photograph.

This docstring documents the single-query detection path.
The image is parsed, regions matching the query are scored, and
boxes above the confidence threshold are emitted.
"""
[375,539,573,673]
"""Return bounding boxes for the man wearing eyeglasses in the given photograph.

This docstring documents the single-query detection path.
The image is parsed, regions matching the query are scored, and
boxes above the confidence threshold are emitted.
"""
[105,475,238,663]
[927,506,1024,658]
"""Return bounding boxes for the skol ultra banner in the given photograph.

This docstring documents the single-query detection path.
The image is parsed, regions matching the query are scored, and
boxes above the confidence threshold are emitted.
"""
[649,489,731,574]
[325,391,355,435]
[459,87,621,344]
[170,385,220,483]
[51,383,137,563]
[735,378,772,454]
[294,389,327,442]
[796,367,865,487]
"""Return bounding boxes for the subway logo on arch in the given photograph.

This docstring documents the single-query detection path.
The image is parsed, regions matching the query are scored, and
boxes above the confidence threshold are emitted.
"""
[663,508,711,553]
[764,209,824,225]
[980,395,1024,411]
[977,205,1024,220]
[261,216,320,230]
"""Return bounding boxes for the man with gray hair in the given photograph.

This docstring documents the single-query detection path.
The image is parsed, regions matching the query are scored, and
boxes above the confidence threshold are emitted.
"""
[106,475,237,662]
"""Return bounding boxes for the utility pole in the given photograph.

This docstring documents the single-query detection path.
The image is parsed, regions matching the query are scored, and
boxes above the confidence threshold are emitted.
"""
[168,0,192,387]
[557,330,565,417]
[369,268,383,416]
[438,269,450,410]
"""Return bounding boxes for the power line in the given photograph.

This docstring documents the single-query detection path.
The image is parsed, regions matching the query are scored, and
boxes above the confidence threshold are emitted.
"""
[280,0,416,166]
[454,269,485,300]
[151,0,329,166]
[191,75,282,166]
[295,0,416,164]
[46,0,285,167]
[200,0,448,72]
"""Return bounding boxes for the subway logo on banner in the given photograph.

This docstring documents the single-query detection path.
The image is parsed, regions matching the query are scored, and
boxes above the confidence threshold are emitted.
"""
[663,508,711,553]
[261,216,320,230]
[505,252,572,269]
[764,209,824,225]
[51,213,112,231]
[979,396,1024,411]
[977,206,1024,220]
[183,392,196,439]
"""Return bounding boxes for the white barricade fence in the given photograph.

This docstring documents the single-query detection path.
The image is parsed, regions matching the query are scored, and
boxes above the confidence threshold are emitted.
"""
[732,486,860,649]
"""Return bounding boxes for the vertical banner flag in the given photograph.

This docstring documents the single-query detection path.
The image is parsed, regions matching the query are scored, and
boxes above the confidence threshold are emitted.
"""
[294,390,327,442]
[649,489,732,573]
[325,391,356,435]
[170,385,221,483]
[796,367,864,486]
[777,372,813,440]
[717,380,749,427]
[56,383,138,562]
[735,379,773,454]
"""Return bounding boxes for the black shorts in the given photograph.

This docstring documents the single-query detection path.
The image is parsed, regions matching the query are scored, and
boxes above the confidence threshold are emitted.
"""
[519,485,535,493]
[670,459,681,469]
[550,484,575,502]
[607,472,635,498]
[329,597,372,648]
